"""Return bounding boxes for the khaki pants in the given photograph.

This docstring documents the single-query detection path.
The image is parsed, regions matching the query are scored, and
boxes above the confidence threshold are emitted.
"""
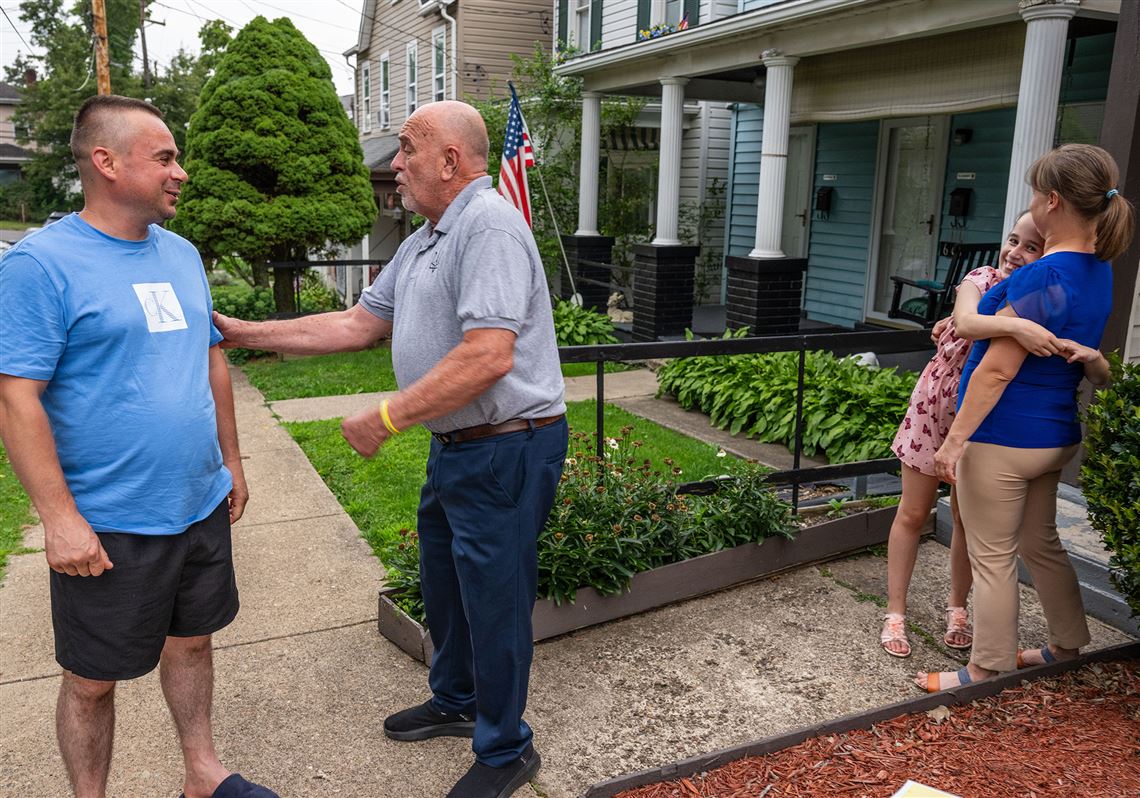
[956,441,1089,672]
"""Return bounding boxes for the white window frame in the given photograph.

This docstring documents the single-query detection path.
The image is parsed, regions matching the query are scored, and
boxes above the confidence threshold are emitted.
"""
[360,62,372,133]
[651,0,684,26]
[379,52,391,128]
[572,0,591,49]
[406,41,418,117]
[432,27,446,102]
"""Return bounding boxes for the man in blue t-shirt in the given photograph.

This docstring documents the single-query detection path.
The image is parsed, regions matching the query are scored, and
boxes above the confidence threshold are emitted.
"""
[0,96,275,798]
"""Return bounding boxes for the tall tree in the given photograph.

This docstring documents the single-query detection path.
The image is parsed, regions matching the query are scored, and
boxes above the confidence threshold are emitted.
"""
[170,17,376,312]
[2,0,223,218]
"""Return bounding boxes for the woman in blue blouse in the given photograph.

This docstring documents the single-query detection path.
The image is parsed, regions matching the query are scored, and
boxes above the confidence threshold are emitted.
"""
[919,144,1134,692]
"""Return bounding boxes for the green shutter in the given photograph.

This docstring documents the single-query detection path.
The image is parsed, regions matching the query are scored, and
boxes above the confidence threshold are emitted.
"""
[591,0,603,51]
[558,0,569,49]
[684,0,700,27]
[636,0,650,41]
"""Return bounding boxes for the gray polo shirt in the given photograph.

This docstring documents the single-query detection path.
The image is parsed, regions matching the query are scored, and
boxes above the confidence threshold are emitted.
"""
[358,175,566,433]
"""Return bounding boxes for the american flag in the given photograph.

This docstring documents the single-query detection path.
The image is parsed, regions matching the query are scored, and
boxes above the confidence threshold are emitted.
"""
[498,83,535,226]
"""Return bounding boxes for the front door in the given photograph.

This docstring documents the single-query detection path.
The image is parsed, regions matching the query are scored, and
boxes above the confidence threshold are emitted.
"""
[867,116,948,320]
[781,126,815,260]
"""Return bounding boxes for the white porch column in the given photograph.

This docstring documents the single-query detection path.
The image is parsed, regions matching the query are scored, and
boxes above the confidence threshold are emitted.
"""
[750,51,799,259]
[576,91,602,236]
[1002,0,1080,234]
[653,77,688,245]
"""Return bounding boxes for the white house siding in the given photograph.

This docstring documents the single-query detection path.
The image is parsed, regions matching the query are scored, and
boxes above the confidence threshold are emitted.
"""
[601,2,639,50]
[704,1,739,22]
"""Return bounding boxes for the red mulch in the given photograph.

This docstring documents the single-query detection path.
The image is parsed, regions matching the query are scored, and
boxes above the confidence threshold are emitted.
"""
[616,661,1140,798]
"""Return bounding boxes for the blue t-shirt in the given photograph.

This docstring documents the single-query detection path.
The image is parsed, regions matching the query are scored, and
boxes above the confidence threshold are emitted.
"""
[958,251,1112,448]
[0,214,231,534]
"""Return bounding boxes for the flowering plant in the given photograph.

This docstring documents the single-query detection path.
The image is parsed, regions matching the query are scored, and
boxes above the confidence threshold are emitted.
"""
[383,427,793,622]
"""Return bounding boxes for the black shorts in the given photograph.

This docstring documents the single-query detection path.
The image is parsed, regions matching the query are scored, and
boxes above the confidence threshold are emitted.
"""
[50,499,240,682]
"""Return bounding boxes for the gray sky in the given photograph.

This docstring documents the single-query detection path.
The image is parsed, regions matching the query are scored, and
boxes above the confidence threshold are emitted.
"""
[1,0,364,96]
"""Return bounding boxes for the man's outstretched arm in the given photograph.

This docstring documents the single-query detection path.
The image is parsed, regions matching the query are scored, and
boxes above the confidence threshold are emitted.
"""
[213,304,393,356]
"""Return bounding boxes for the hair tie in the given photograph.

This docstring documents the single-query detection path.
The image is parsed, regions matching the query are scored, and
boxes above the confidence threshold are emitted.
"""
[1105,188,1119,199]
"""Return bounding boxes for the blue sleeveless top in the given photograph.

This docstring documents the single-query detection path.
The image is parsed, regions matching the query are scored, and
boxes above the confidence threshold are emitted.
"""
[957,251,1112,448]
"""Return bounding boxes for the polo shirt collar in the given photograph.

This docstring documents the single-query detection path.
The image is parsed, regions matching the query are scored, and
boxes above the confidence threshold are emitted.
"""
[432,175,493,235]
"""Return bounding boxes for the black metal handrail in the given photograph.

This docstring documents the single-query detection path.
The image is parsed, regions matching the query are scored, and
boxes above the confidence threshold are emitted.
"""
[558,328,931,512]
[266,260,387,314]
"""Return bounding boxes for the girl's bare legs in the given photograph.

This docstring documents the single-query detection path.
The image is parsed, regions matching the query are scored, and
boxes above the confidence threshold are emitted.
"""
[883,466,941,656]
[944,487,975,648]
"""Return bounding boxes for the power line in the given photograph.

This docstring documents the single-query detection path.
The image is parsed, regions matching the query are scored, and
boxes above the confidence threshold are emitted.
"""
[0,4,34,52]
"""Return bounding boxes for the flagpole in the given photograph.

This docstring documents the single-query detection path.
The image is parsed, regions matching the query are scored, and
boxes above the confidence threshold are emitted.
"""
[509,82,579,304]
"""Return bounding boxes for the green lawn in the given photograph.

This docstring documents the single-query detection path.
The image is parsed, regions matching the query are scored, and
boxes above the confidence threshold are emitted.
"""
[0,445,38,581]
[0,219,36,231]
[285,399,736,559]
[240,346,634,401]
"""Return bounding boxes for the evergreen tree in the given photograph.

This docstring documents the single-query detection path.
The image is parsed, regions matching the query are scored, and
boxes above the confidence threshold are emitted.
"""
[170,17,376,313]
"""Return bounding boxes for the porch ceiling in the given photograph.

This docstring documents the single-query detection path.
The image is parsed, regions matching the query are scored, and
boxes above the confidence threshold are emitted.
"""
[555,0,1119,101]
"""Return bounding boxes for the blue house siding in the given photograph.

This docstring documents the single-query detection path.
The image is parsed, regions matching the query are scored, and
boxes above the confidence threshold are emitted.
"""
[934,107,1016,281]
[725,104,763,257]
[803,121,879,329]
[1060,33,1114,104]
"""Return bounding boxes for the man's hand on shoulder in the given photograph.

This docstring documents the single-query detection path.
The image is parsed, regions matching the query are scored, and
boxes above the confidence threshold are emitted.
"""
[341,404,392,458]
[212,311,248,350]
[44,512,113,577]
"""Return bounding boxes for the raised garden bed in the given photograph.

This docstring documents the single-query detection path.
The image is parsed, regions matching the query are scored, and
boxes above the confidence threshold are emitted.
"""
[378,505,899,665]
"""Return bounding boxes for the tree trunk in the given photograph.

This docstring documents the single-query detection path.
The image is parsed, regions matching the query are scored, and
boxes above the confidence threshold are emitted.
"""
[270,246,298,315]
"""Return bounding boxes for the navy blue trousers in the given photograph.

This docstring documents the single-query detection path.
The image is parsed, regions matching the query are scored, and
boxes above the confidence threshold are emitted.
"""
[417,418,567,766]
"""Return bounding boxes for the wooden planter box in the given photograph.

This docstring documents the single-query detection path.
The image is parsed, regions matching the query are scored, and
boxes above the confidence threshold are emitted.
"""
[377,506,898,665]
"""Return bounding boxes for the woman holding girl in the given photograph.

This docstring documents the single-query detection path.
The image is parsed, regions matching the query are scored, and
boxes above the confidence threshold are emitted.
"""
[920,143,1129,691]
[881,211,1056,658]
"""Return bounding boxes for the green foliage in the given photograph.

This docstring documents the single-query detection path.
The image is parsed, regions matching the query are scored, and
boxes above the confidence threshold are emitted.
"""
[299,271,344,313]
[209,283,274,363]
[380,529,425,620]
[171,16,376,309]
[0,443,39,581]
[241,346,397,401]
[1081,355,1140,617]
[375,426,790,621]
[552,298,618,346]
[4,1,227,217]
[656,330,918,463]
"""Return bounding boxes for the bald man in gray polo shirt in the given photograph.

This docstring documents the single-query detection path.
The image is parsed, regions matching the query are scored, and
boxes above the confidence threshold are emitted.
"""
[214,101,566,798]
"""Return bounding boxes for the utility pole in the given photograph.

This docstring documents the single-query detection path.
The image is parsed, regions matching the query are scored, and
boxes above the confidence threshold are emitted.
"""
[92,0,111,94]
[139,0,150,90]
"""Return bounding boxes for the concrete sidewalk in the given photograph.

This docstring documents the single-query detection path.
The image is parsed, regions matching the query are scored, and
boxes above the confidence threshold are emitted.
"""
[1,368,1131,798]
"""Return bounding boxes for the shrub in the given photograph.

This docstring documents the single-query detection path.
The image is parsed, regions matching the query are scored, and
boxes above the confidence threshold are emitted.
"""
[552,298,618,347]
[383,426,793,622]
[1081,355,1140,617]
[299,270,344,313]
[656,331,917,463]
[209,283,274,363]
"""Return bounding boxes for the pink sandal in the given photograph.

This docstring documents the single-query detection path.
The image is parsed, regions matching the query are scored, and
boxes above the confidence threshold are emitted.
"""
[880,613,911,658]
[944,606,973,650]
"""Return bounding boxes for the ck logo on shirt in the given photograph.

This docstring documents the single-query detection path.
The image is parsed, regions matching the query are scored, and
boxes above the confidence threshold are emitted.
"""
[132,282,188,333]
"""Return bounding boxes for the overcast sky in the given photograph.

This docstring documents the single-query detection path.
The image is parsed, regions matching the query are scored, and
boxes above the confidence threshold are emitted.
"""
[1,0,364,96]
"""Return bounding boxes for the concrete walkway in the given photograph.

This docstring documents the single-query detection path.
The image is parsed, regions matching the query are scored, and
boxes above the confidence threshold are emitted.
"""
[1,368,1131,798]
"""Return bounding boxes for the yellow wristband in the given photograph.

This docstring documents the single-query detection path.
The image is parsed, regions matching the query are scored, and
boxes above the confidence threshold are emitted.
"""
[379,399,401,435]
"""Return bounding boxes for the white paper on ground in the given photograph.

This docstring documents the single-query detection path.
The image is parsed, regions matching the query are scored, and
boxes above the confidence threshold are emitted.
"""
[890,781,961,798]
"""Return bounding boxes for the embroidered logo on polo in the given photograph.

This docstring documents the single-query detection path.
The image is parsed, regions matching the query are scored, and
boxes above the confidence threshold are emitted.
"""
[132,282,188,333]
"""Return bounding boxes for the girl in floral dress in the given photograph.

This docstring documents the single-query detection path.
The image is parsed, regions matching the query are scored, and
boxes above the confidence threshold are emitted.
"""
[880,212,1057,658]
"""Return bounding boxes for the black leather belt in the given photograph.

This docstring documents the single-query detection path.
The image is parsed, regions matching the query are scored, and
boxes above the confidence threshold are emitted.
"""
[432,414,564,446]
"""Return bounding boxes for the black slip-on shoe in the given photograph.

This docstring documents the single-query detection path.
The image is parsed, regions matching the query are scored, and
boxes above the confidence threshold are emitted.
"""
[446,744,541,798]
[383,700,475,741]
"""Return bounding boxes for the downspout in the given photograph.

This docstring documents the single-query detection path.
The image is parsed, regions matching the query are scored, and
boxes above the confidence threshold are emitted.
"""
[436,1,458,99]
